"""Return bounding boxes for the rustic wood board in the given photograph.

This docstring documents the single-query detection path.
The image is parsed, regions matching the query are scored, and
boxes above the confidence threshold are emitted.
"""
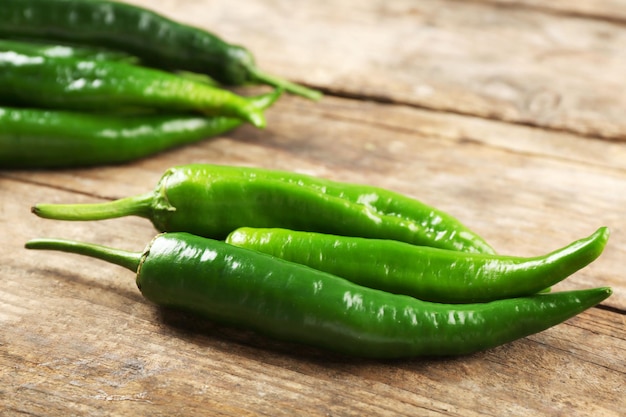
[1,0,625,416]
[133,0,626,140]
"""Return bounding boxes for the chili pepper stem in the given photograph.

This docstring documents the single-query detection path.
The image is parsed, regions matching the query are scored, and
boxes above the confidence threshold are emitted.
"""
[247,67,322,101]
[32,192,157,221]
[25,238,141,272]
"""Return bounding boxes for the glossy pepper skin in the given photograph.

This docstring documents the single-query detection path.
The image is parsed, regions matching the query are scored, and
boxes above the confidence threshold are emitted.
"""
[32,164,496,254]
[0,0,321,100]
[25,233,612,358]
[0,49,268,127]
[0,91,280,169]
[226,227,609,303]
[0,38,134,62]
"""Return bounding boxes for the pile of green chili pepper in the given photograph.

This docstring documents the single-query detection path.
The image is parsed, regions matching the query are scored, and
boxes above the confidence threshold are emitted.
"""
[0,0,322,169]
[27,164,612,358]
[7,0,610,360]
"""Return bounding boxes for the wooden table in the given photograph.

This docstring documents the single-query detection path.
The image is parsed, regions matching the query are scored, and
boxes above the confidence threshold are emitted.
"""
[1,0,624,415]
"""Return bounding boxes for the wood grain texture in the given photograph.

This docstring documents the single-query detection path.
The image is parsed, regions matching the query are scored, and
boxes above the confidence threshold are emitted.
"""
[1,0,625,416]
[0,182,624,417]
[472,0,626,23]
[123,0,626,140]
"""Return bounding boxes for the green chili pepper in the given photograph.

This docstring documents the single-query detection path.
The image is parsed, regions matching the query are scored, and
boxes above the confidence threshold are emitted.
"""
[1,0,322,100]
[225,227,608,303]
[0,91,280,169]
[0,38,222,86]
[0,49,268,127]
[0,38,135,62]
[31,164,495,254]
[24,233,611,358]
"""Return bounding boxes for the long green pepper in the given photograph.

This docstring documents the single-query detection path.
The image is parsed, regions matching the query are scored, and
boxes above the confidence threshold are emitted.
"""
[0,49,268,127]
[226,227,609,303]
[32,164,496,254]
[0,91,280,169]
[0,0,322,100]
[24,233,612,358]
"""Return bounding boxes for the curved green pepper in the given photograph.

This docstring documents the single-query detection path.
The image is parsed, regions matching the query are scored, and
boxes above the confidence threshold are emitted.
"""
[0,49,268,127]
[0,0,321,100]
[0,91,280,169]
[25,233,612,358]
[226,227,609,303]
[32,164,496,254]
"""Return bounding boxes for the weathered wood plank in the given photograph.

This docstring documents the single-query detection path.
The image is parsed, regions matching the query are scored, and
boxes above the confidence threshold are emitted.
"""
[0,181,624,416]
[2,1,625,415]
[475,0,626,23]
[123,0,626,140]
